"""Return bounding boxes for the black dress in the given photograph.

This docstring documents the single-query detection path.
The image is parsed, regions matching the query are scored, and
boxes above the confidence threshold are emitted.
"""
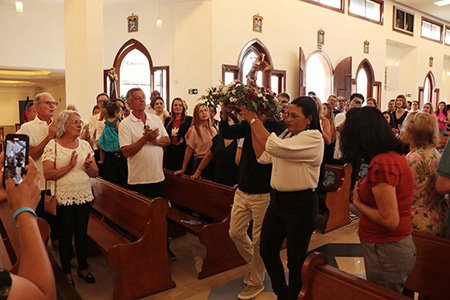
[164,116,193,171]
[391,110,408,129]
[210,134,238,186]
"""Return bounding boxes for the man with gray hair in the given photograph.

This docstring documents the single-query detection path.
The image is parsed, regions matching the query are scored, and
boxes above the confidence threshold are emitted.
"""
[17,92,59,243]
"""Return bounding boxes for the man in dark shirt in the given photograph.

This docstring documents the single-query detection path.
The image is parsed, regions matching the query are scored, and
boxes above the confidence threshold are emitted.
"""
[220,108,285,299]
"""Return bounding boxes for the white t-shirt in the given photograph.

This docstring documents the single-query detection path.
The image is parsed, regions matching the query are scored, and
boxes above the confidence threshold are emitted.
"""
[257,130,324,192]
[119,112,169,185]
[333,111,346,160]
[17,116,51,190]
[42,139,94,206]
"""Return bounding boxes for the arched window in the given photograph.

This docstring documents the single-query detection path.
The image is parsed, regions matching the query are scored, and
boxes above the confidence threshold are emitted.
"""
[355,59,376,104]
[108,39,170,109]
[418,71,438,108]
[305,51,333,102]
[222,39,286,93]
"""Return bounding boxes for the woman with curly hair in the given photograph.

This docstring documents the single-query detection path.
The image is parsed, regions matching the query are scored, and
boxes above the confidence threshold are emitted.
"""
[401,112,448,236]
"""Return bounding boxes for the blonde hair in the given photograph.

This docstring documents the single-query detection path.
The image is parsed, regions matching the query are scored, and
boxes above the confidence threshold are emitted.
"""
[191,103,214,140]
[403,112,439,148]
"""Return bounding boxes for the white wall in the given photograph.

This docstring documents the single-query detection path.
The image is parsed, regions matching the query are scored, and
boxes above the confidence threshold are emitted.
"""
[0,0,450,119]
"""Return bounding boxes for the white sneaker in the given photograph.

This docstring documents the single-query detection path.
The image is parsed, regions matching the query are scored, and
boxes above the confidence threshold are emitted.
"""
[237,285,265,299]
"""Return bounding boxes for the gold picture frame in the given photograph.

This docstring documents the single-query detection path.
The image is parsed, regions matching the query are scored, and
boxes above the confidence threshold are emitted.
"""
[127,14,138,33]
[364,40,370,54]
[253,14,263,33]
[317,29,325,46]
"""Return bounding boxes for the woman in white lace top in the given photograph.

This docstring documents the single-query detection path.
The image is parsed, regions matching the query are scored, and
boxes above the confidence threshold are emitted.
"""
[42,110,98,287]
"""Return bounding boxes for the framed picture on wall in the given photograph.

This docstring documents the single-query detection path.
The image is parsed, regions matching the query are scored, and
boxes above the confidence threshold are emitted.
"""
[253,14,263,33]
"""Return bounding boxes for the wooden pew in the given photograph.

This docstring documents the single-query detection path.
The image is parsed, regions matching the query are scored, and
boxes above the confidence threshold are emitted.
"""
[403,231,450,299]
[299,252,409,300]
[317,163,352,233]
[89,178,175,300]
[164,170,246,279]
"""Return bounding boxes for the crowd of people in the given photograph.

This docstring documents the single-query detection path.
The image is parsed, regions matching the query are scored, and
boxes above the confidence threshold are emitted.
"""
[2,88,450,300]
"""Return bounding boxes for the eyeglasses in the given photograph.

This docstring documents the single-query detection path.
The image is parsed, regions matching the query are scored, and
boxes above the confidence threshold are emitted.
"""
[69,120,84,126]
[40,101,58,107]
[354,101,362,105]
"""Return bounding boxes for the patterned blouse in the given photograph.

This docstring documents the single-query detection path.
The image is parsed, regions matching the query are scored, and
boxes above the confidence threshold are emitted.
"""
[406,147,449,236]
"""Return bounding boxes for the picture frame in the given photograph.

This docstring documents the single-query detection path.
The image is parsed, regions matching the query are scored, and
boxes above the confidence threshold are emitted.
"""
[253,14,263,33]
[127,14,138,33]
[363,40,370,54]
[317,29,325,46]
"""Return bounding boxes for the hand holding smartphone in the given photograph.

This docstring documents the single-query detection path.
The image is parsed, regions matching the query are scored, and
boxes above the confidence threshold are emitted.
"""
[3,134,30,188]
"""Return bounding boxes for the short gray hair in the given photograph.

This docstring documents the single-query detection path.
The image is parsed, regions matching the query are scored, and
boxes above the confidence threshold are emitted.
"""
[34,92,54,105]
[55,110,81,138]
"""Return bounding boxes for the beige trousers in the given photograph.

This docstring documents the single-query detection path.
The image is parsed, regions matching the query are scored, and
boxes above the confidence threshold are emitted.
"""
[229,188,270,286]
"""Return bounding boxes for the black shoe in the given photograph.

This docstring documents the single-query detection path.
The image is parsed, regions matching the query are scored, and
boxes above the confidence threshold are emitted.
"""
[77,270,96,284]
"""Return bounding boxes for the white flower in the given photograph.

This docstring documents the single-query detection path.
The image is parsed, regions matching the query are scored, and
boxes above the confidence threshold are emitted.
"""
[230,97,237,103]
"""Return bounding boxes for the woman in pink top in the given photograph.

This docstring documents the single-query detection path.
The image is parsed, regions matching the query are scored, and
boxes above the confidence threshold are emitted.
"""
[434,101,449,136]
[175,103,216,178]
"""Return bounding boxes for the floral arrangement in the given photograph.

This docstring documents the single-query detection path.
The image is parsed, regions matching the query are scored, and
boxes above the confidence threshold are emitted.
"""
[200,80,282,120]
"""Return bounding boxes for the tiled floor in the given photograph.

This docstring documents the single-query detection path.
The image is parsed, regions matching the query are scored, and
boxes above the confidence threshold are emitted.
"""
[53,220,361,299]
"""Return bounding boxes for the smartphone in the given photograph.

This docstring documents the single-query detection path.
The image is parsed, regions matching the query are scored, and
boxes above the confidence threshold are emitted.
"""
[3,134,29,187]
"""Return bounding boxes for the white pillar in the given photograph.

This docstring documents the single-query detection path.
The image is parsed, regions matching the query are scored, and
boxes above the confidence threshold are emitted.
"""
[64,0,103,120]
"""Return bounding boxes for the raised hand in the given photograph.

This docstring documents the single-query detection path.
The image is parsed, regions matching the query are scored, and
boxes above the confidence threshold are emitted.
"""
[83,153,94,170]
[68,151,78,169]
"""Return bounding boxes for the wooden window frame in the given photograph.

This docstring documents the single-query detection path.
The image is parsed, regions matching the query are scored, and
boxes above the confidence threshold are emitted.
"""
[418,71,436,107]
[222,64,239,84]
[445,26,450,46]
[301,0,344,14]
[348,0,384,25]
[420,17,443,44]
[152,66,170,111]
[392,6,414,36]
[271,70,287,94]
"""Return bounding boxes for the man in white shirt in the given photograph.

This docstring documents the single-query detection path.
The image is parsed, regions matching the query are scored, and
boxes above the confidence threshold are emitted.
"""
[88,93,109,174]
[119,88,170,198]
[333,93,364,161]
[17,92,58,241]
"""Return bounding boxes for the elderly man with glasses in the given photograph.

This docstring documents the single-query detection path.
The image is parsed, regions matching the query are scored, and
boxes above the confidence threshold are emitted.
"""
[16,92,60,245]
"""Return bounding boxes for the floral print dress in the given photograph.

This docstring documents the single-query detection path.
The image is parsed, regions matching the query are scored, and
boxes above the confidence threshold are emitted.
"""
[406,147,449,236]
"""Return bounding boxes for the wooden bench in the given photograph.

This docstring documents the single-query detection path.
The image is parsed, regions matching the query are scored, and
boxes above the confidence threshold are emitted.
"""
[89,178,175,300]
[403,231,450,299]
[317,163,352,233]
[164,170,246,279]
[298,252,409,300]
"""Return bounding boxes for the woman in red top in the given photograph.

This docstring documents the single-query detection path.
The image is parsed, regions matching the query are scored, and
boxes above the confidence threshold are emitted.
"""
[341,107,416,293]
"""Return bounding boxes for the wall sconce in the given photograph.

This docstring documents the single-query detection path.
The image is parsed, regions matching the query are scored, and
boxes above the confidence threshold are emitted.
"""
[429,56,434,67]
[363,40,370,54]
[15,1,23,15]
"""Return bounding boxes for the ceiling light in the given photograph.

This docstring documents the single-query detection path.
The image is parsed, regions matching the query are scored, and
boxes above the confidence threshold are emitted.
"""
[434,0,450,7]
[394,61,400,66]
[0,69,51,76]
[447,72,450,76]
[156,19,162,28]
[15,1,23,15]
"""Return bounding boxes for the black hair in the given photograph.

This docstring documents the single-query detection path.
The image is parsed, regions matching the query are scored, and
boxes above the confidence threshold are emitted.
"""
[341,107,405,164]
[96,93,109,102]
[290,96,322,132]
[106,102,120,118]
[150,96,164,109]
[350,93,365,103]
[208,104,217,114]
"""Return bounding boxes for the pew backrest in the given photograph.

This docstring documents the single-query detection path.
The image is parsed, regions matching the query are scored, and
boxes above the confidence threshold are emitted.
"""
[299,252,409,300]
[164,170,235,222]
